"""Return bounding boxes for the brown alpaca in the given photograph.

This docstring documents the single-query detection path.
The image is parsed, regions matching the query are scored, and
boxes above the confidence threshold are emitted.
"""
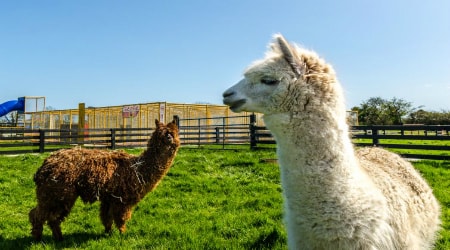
[29,119,180,241]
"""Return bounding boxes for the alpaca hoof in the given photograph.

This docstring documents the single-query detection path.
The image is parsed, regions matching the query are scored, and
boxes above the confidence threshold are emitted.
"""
[118,226,127,234]
[53,235,64,241]
[52,231,64,241]
[31,231,42,241]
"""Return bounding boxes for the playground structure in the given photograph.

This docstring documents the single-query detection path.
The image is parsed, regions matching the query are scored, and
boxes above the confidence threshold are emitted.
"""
[0,98,24,117]
[0,97,46,127]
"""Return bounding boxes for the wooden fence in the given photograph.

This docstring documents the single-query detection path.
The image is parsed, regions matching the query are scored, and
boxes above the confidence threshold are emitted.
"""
[1,114,450,160]
[250,122,450,160]
[0,115,252,155]
[350,125,450,160]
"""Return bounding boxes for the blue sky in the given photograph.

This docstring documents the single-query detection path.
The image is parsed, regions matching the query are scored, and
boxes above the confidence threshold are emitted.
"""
[1,0,449,111]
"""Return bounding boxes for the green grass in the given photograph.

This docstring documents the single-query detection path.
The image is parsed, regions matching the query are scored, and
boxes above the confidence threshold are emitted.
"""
[0,148,285,249]
[0,148,449,249]
[413,161,450,250]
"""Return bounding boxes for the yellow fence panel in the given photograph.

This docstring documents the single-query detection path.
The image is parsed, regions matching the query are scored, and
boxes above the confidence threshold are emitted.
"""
[26,102,263,129]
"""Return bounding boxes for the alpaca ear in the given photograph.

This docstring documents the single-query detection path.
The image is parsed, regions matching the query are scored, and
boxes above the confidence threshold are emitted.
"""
[273,34,302,76]
[155,119,161,127]
[168,120,178,130]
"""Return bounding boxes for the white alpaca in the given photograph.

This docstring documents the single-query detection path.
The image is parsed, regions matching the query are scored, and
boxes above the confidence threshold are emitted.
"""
[223,34,441,249]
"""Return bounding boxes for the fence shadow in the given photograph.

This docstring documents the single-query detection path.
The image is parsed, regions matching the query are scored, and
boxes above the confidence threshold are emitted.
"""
[0,232,106,250]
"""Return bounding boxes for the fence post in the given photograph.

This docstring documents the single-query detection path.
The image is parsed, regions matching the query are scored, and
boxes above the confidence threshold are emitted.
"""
[78,103,85,144]
[250,114,257,149]
[197,118,201,147]
[222,117,226,149]
[173,115,180,127]
[39,129,45,153]
[215,127,220,144]
[110,129,116,150]
[372,128,379,146]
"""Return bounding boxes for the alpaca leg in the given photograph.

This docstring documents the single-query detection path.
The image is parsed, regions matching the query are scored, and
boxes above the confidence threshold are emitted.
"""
[100,201,114,234]
[47,196,77,241]
[47,208,69,241]
[112,205,132,233]
[29,207,45,241]
[48,219,64,241]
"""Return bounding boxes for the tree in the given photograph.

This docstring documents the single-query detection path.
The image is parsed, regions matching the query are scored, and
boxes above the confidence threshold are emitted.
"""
[356,97,418,125]
[384,97,418,125]
[405,109,450,125]
[357,97,387,125]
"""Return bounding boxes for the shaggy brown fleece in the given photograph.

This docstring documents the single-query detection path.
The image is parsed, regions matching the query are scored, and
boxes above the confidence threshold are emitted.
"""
[29,119,180,241]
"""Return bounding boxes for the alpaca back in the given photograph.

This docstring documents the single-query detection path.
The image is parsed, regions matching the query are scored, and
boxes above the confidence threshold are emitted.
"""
[357,147,441,249]
[34,148,136,203]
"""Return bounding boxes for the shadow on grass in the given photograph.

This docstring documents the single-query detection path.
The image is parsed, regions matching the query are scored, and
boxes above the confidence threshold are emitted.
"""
[220,161,256,168]
[247,227,285,249]
[440,161,450,169]
[0,232,106,250]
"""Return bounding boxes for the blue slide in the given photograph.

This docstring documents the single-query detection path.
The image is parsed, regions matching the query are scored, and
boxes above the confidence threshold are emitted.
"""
[0,97,25,117]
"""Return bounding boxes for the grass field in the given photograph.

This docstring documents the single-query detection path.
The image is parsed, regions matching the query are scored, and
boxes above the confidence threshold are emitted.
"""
[0,147,449,249]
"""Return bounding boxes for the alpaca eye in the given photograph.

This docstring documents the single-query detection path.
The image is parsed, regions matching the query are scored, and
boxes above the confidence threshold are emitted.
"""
[261,78,279,85]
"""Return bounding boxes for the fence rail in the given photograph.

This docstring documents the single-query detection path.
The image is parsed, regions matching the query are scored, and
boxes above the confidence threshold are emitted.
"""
[1,115,450,160]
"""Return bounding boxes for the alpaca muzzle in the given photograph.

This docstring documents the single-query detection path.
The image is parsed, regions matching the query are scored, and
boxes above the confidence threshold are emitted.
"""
[222,88,247,112]
[224,98,247,112]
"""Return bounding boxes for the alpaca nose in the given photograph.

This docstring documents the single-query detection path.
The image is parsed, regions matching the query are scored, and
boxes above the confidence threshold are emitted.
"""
[223,90,235,98]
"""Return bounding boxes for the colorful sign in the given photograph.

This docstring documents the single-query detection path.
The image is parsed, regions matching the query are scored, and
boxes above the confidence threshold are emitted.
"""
[122,105,140,118]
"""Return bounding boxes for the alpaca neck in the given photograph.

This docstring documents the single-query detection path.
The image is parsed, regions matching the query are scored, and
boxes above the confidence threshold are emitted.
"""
[138,141,176,185]
[141,145,175,171]
[263,110,389,245]
[263,111,363,190]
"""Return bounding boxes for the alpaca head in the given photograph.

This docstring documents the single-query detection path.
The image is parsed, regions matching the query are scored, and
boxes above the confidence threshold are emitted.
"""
[149,119,180,150]
[223,34,339,115]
